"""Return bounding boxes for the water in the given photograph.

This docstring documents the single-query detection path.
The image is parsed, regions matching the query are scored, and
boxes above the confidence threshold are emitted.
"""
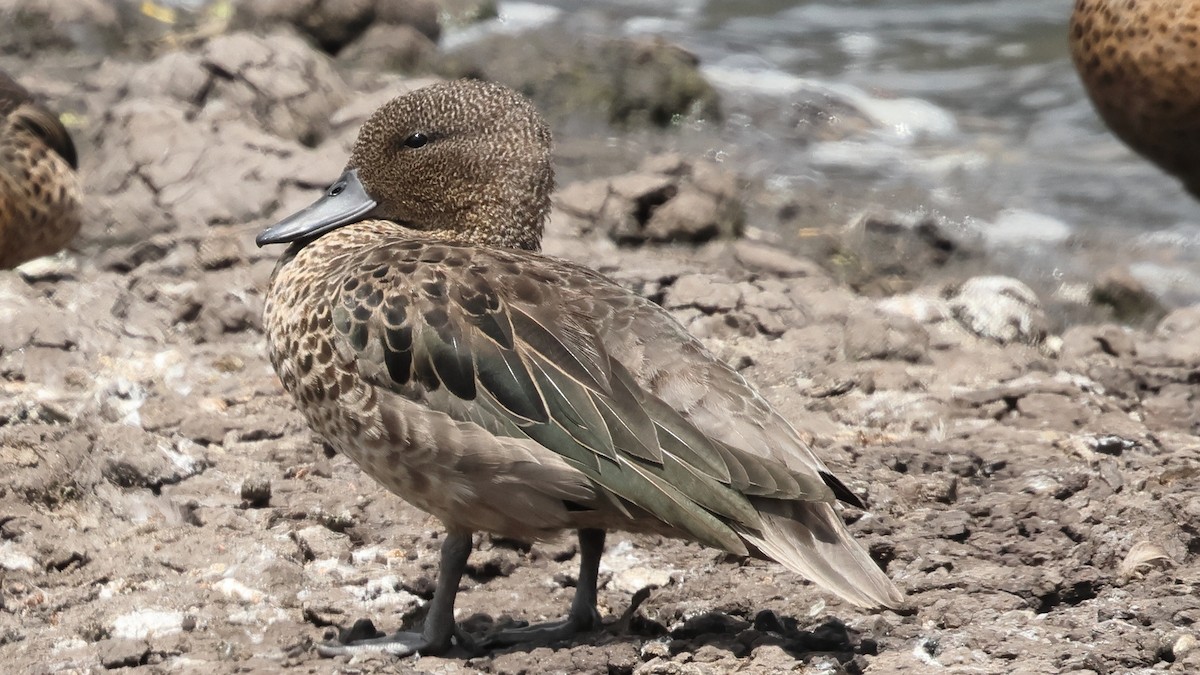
[460,0,1200,306]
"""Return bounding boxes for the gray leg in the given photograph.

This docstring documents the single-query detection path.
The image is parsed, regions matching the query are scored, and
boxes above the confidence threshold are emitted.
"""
[318,530,474,658]
[488,528,606,646]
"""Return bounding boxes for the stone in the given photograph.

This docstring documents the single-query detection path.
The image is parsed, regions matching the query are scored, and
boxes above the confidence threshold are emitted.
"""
[558,156,744,245]
[949,276,1048,345]
[1091,266,1166,324]
[199,31,350,144]
[436,32,720,128]
[0,0,121,56]
[643,189,721,242]
[733,241,814,277]
[665,274,742,313]
[294,525,351,562]
[337,23,437,72]
[843,310,929,362]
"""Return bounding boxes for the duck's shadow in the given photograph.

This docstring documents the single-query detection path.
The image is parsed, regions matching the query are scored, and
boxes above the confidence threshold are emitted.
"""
[449,608,879,665]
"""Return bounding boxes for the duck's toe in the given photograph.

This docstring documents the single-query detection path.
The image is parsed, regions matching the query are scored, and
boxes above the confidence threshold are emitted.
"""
[482,610,601,649]
[316,618,458,658]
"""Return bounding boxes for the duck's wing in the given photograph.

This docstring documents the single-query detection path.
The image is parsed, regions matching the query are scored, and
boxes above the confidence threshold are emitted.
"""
[563,263,907,609]
[328,242,836,558]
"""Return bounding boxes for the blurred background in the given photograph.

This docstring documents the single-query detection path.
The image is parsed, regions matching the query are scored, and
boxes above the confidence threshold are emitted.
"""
[5,0,1197,318]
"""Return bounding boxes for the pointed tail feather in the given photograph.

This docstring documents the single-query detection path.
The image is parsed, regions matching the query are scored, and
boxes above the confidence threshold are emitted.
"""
[741,502,905,609]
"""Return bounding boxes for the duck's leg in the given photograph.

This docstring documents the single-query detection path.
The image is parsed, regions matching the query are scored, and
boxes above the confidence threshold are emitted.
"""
[487,528,606,646]
[317,530,474,658]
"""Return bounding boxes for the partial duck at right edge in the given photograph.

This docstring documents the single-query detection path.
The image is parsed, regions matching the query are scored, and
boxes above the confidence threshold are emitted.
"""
[1070,0,1200,198]
[0,68,81,270]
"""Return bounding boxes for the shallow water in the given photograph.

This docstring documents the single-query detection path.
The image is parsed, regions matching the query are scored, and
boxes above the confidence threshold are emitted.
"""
[459,0,1200,306]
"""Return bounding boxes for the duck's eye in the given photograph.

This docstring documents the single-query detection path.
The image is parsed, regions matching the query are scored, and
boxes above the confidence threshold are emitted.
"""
[402,132,429,149]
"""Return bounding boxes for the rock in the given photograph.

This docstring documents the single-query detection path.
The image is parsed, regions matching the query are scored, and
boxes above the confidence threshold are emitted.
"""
[1154,305,1200,350]
[1091,266,1166,325]
[0,281,68,352]
[437,0,498,27]
[240,477,272,509]
[1174,634,1199,660]
[608,38,720,126]
[1118,541,1174,579]
[556,180,611,219]
[732,241,818,277]
[266,0,375,52]
[949,276,1048,345]
[294,525,351,562]
[195,229,247,271]
[236,0,439,54]
[436,32,720,128]
[665,275,742,314]
[184,276,263,341]
[375,0,440,41]
[125,50,211,104]
[1135,305,1200,368]
[112,610,185,640]
[1059,323,1137,362]
[785,88,878,142]
[876,292,953,325]
[1013,392,1090,429]
[179,411,239,445]
[821,212,977,295]
[611,565,674,595]
[337,23,437,72]
[95,639,150,669]
[843,310,929,362]
[556,155,744,245]
[466,548,520,580]
[0,0,121,56]
[201,31,350,144]
[643,189,722,242]
[83,96,318,254]
[97,425,206,489]
[130,31,350,145]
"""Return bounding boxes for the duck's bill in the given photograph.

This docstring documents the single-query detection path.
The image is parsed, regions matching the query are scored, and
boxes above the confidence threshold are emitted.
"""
[255,169,378,246]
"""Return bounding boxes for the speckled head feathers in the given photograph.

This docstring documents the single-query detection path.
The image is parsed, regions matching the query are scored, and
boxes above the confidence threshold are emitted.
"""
[350,79,554,251]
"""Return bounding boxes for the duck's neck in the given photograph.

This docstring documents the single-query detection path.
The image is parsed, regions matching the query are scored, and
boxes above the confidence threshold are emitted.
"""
[428,199,547,252]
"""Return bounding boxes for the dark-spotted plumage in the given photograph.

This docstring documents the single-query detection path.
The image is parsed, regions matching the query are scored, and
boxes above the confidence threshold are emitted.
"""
[0,69,81,269]
[260,80,902,657]
[1070,0,1200,197]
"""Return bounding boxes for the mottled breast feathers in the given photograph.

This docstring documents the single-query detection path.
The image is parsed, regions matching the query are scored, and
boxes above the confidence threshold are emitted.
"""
[316,233,839,554]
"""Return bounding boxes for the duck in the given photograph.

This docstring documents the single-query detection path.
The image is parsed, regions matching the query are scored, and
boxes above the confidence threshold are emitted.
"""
[256,79,904,658]
[0,69,81,270]
[1069,0,1200,197]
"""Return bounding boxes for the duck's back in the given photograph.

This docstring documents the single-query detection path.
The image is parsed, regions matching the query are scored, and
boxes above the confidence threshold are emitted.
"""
[0,70,81,269]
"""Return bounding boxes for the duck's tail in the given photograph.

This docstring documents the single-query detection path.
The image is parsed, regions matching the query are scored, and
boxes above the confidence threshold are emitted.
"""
[740,501,906,609]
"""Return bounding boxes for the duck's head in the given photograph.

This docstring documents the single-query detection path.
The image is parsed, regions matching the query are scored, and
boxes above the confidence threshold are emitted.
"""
[257,79,553,251]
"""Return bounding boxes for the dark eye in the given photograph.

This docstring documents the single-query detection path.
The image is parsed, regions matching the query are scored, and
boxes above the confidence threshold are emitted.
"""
[402,132,429,149]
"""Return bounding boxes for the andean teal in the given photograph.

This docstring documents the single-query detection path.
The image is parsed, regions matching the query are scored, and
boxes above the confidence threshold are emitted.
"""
[1070,0,1200,197]
[257,79,904,657]
[0,68,80,270]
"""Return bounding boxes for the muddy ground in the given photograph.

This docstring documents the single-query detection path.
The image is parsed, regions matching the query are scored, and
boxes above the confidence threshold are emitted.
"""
[1,5,1198,674]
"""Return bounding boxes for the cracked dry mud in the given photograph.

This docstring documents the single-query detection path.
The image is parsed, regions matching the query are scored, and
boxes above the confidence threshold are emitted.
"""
[2,27,1200,675]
